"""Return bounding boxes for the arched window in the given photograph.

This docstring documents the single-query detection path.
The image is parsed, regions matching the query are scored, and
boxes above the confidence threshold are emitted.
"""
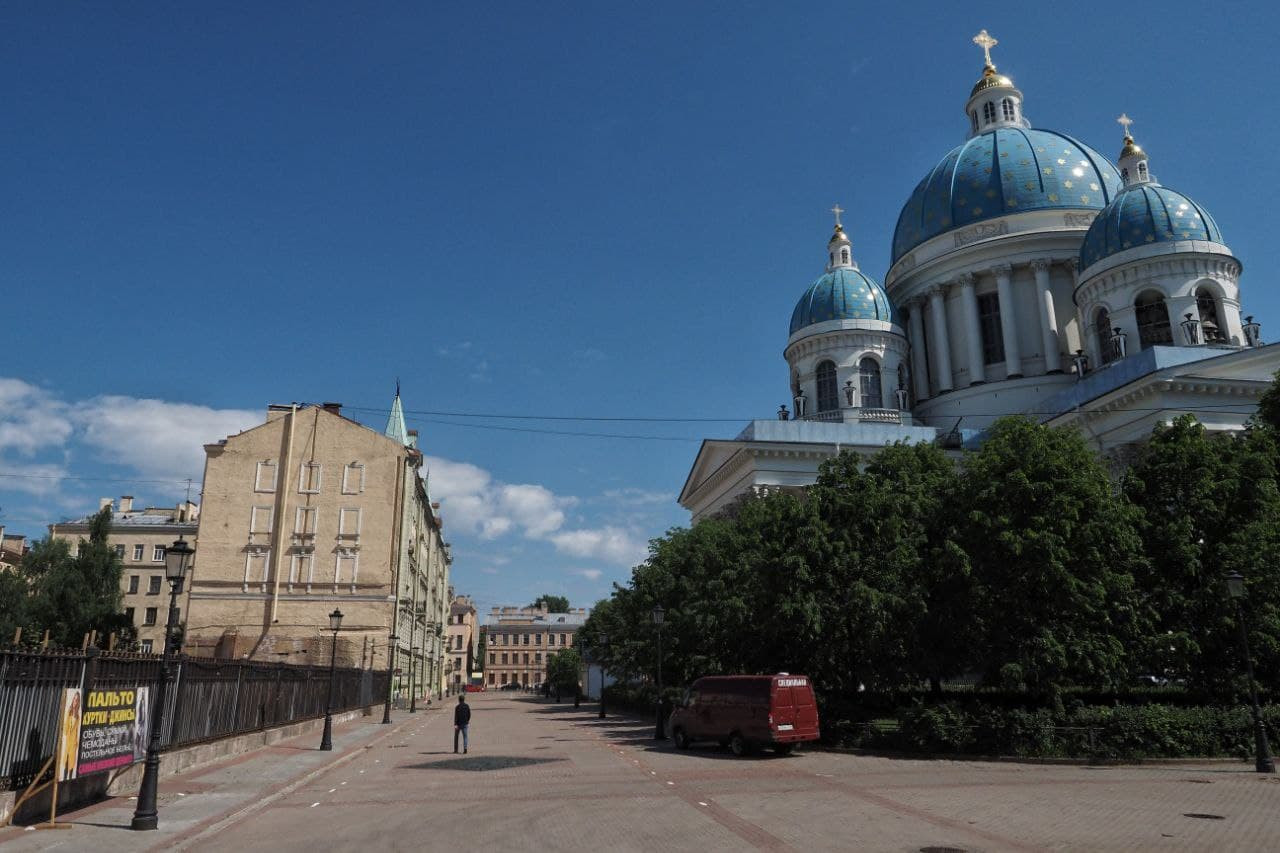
[1001,98,1015,121]
[1196,287,1223,342]
[858,358,882,409]
[1121,168,1129,183]
[1137,162,1148,180]
[982,101,996,124]
[1094,308,1115,365]
[829,252,834,266]
[841,248,850,264]
[815,361,839,413]
[897,363,910,408]
[1135,291,1173,348]
[970,111,978,133]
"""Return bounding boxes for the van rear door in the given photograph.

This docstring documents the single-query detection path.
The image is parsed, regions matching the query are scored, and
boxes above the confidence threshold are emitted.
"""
[771,676,819,739]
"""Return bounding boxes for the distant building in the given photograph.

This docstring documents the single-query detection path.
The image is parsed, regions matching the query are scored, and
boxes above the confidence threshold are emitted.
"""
[0,525,29,573]
[445,593,477,689]
[483,605,587,689]
[183,395,452,705]
[47,497,199,652]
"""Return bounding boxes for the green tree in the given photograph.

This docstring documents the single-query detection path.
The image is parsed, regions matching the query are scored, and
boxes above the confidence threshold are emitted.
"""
[0,569,31,643]
[474,631,487,674]
[1252,370,1280,433]
[531,594,570,612]
[546,647,583,696]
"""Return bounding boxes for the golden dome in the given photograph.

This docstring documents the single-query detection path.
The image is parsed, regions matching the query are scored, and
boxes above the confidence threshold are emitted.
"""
[827,223,850,245]
[1119,135,1144,159]
[970,64,1015,97]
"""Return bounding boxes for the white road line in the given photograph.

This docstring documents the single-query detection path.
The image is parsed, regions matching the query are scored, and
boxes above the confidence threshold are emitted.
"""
[310,802,319,808]
[329,788,336,793]
[698,802,708,806]
[666,781,675,786]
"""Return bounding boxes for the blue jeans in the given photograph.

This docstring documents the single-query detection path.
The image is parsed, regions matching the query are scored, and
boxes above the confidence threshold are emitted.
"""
[455,725,469,752]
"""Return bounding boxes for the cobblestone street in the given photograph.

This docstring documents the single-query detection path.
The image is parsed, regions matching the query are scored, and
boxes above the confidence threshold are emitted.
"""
[4,693,1280,851]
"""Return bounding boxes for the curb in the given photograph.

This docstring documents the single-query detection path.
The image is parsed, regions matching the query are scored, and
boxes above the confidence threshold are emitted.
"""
[811,744,1249,767]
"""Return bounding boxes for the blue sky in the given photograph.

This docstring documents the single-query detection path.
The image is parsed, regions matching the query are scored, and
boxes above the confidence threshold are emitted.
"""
[3,1,1278,616]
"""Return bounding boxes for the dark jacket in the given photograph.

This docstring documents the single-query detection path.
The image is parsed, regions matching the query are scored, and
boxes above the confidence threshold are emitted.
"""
[454,702,471,726]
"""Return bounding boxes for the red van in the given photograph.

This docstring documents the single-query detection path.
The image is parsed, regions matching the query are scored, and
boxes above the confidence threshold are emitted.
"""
[668,674,819,756]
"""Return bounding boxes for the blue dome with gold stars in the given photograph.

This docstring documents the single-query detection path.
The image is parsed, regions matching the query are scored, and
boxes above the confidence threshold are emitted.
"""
[892,127,1123,264]
[1079,183,1224,271]
[790,268,894,336]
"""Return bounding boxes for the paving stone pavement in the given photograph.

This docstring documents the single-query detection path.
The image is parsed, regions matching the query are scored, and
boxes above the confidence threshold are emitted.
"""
[3,693,1279,851]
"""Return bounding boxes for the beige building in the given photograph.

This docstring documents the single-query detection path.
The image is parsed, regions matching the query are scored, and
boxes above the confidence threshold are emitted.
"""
[48,497,199,652]
[0,525,27,573]
[184,397,451,704]
[445,594,477,690]
[483,605,587,689]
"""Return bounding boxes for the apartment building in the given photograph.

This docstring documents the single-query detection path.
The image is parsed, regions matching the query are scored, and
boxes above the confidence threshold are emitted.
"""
[445,594,477,689]
[483,605,587,689]
[183,396,451,700]
[0,525,27,573]
[48,497,199,651]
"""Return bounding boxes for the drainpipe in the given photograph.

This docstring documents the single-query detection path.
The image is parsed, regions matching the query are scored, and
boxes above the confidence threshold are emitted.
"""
[269,404,298,624]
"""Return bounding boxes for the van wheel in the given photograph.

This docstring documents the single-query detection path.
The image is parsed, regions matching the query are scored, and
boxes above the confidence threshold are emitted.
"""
[729,733,749,757]
[773,743,795,755]
[673,728,691,750]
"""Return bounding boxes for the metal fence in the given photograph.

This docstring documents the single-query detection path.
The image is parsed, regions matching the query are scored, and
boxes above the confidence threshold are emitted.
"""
[0,647,388,791]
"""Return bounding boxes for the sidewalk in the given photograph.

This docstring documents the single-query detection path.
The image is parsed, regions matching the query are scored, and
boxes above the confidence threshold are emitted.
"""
[0,705,446,852]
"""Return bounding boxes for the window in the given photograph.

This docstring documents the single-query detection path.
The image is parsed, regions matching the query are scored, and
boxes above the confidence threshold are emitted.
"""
[1197,288,1224,342]
[815,360,839,413]
[339,508,361,539]
[1095,309,1116,365]
[335,551,358,586]
[501,673,508,685]
[535,634,542,645]
[140,640,154,653]
[489,652,495,665]
[144,607,158,626]
[113,544,126,559]
[982,101,996,124]
[970,110,978,133]
[535,652,542,663]
[501,653,509,665]
[133,544,144,561]
[125,607,135,624]
[548,633,555,646]
[250,506,273,536]
[299,462,322,494]
[1138,162,1148,180]
[289,553,314,588]
[897,363,910,409]
[560,633,567,645]
[1135,291,1173,347]
[977,292,1005,365]
[503,634,509,645]
[294,506,317,537]
[151,545,165,562]
[342,462,365,495]
[255,460,278,493]
[148,576,162,595]
[1121,168,1129,183]
[1001,98,1015,121]
[128,575,139,594]
[858,357,883,408]
[488,673,495,686]
[244,550,270,590]
[841,248,850,264]
[522,634,529,645]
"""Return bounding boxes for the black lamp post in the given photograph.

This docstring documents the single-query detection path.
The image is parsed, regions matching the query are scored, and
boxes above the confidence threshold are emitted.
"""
[652,605,665,740]
[409,646,421,713]
[1225,572,1275,774]
[382,633,399,724]
[131,535,194,830]
[597,632,608,719]
[319,608,343,751]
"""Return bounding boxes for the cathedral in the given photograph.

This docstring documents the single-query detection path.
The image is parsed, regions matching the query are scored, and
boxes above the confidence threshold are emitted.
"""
[680,30,1280,522]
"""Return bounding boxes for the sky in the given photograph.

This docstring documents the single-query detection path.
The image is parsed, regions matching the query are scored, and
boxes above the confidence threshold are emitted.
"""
[3,1,1279,617]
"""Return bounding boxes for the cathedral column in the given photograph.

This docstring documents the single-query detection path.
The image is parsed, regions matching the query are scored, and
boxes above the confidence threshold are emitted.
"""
[927,286,954,393]
[991,264,1022,378]
[1032,259,1062,373]
[957,273,985,385]
[906,298,930,402]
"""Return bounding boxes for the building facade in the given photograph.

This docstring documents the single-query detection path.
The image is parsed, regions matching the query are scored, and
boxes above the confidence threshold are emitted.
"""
[184,396,451,704]
[48,497,199,652]
[681,29,1280,521]
[445,593,477,689]
[483,606,586,689]
[0,525,27,573]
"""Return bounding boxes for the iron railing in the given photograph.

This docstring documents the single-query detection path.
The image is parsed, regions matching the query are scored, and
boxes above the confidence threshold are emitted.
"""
[0,647,387,791]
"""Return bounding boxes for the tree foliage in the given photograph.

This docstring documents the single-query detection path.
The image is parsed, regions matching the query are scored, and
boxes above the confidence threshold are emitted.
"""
[531,594,570,612]
[546,647,583,693]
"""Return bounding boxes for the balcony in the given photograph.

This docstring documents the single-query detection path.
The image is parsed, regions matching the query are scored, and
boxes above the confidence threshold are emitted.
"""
[801,408,903,425]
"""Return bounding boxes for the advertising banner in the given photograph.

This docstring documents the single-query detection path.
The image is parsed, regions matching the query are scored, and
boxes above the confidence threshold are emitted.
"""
[56,689,82,782]
[74,687,149,776]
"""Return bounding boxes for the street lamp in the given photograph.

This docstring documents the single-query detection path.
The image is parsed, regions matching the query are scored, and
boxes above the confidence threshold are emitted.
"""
[1225,572,1275,773]
[131,535,194,830]
[652,605,665,740]
[319,608,343,751]
[409,645,421,713]
[382,633,399,724]
[598,632,608,720]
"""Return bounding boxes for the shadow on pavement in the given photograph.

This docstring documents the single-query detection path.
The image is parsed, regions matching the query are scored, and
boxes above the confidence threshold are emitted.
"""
[402,755,566,772]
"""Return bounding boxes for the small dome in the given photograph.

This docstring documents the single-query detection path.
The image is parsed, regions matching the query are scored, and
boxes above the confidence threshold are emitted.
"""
[789,268,894,336]
[971,65,1015,97]
[891,127,1123,264]
[1079,183,1224,271]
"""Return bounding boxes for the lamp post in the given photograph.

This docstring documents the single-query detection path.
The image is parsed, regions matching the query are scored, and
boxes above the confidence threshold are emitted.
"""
[131,535,194,830]
[319,608,343,751]
[382,633,399,724]
[1225,572,1275,774]
[598,633,608,720]
[652,604,665,740]
[409,646,421,713]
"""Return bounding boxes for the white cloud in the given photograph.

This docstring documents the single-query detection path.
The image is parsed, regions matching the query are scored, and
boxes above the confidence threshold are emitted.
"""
[549,526,647,566]
[424,457,574,542]
[574,569,604,581]
[75,396,259,482]
[602,488,670,506]
[0,460,71,498]
[0,379,72,456]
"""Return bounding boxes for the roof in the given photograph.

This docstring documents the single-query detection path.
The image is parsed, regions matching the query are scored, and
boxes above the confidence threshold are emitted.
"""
[1079,182,1225,271]
[789,268,895,335]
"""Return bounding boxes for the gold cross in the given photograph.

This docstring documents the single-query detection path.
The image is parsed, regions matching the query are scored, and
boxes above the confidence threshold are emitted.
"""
[972,29,998,66]
[831,204,844,227]
[1117,113,1134,138]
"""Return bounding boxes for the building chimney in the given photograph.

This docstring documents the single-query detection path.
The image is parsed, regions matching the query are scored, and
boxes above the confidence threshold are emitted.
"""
[119,495,134,513]
[99,497,113,512]
[321,402,343,415]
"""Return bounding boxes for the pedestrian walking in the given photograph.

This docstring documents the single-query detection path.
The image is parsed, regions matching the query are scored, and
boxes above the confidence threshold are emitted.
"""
[453,694,471,754]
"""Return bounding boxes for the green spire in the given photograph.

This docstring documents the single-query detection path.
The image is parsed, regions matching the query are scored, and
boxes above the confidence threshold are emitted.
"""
[385,382,409,446]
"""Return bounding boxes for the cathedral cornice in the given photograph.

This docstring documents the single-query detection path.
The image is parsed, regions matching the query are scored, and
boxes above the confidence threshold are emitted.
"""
[1074,252,1242,306]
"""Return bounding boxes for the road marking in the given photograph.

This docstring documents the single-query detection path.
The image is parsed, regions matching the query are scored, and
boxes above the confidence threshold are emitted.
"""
[666,781,675,786]
[649,771,656,776]
[328,788,336,793]
[698,801,708,806]
[310,802,319,808]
